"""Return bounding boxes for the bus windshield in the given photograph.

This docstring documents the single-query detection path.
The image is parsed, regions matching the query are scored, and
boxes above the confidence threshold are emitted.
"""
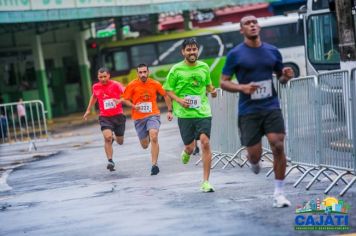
[306,12,340,71]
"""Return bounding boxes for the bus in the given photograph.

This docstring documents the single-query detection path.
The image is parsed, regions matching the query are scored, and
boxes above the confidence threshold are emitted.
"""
[302,0,341,75]
[301,0,356,124]
[96,14,306,87]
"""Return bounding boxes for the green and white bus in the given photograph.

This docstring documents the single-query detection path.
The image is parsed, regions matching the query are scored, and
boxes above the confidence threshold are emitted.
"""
[97,14,305,87]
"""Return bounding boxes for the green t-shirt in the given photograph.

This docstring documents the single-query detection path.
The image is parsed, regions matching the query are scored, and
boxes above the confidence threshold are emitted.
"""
[163,60,212,118]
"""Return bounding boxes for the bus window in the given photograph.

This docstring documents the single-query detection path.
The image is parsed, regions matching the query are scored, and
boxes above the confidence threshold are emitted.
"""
[131,44,157,67]
[307,13,340,67]
[312,0,330,10]
[261,23,304,48]
[113,51,129,71]
[156,40,183,65]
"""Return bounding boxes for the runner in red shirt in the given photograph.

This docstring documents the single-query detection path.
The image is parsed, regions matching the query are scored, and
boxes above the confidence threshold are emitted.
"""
[83,68,126,172]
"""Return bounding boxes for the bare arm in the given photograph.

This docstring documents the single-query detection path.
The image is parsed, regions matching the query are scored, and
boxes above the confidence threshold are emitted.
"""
[220,75,260,95]
[121,99,140,111]
[166,91,189,108]
[83,94,97,120]
[206,84,217,98]
[163,94,173,121]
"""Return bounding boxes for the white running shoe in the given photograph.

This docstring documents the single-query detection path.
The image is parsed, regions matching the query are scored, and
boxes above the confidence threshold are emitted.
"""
[273,193,291,208]
[250,162,261,174]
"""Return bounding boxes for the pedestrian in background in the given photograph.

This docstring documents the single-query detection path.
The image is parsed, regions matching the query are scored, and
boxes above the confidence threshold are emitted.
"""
[17,98,26,130]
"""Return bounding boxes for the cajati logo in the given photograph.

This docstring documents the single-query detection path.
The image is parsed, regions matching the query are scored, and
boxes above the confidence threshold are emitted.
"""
[294,197,350,231]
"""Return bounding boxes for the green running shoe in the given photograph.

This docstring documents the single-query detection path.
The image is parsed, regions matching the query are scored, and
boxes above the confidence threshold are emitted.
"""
[201,181,215,192]
[181,150,191,164]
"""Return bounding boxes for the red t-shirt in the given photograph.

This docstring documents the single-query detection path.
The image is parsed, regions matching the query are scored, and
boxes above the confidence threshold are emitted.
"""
[92,80,124,117]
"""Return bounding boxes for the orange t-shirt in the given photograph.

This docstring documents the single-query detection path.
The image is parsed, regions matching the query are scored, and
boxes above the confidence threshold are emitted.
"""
[123,78,166,120]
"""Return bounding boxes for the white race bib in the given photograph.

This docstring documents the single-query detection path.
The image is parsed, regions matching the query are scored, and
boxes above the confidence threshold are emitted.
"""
[103,99,116,110]
[185,95,201,109]
[138,102,152,113]
[251,80,273,100]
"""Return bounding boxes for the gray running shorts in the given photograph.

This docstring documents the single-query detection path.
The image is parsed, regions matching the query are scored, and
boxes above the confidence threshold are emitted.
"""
[134,115,161,140]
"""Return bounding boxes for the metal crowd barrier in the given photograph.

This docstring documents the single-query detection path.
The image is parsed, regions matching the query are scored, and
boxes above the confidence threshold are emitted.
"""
[206,68,356,196]
[0,100,48,151]
[195,89,243,168]
[317,68,355,196]
[284,76,323,185]
[304,71,351,192]
[277,70,355,196]
[343,68,356,196]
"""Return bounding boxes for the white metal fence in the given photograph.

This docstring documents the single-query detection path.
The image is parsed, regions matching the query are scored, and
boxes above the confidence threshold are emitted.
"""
[0,100,48,151]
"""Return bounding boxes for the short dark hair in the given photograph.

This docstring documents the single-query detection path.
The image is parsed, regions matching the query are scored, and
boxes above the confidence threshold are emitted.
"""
[98,67,110,74]
[240,14,257,27]
[137,63,149,70]
[182,38,199,49]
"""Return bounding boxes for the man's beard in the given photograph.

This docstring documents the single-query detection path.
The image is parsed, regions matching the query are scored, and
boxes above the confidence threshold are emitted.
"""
[187,55,197,63]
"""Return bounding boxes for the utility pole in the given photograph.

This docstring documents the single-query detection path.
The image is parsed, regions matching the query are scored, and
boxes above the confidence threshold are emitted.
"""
[115,17,123,41]
[183,10,191,31]
[334,0,356,70]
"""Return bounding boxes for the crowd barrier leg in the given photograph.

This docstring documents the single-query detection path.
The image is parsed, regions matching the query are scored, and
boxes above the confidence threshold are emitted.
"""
[293,167,319,187]
[211,153,231,169]
[28,140,37,152]
[324,171,351,194]
[221,147,247,169]
[280,165,306,178]
[305,167,347,190]
[195,152,221,166]
[340,176,356,196]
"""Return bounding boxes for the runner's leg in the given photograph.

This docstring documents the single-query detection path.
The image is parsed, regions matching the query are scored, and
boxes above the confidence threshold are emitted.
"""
[149,129,159,165]
[102,129,114,160]
[199,133,211,181]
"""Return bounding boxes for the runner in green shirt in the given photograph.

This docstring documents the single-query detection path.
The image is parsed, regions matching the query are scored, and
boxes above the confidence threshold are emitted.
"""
[164,38,217,192]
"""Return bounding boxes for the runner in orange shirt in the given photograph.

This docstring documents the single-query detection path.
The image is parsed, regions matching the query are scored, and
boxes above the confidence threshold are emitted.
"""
[123,64,173,175]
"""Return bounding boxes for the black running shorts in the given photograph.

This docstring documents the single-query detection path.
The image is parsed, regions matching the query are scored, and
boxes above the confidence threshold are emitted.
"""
[238,109,285,147]
[99,114,126,136]
[178,117,212,145]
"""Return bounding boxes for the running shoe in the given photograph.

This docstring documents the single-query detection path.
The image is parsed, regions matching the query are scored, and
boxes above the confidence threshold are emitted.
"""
[107,160,115,172]
[181,150,191,164]
[273,193,291,208]
[201,181,215,192]
[250,161,261,174]
[192,146,200,155]
[151,165,160,175]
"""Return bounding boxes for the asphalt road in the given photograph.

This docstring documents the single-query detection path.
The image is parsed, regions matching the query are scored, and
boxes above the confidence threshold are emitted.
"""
[0,115,355,236]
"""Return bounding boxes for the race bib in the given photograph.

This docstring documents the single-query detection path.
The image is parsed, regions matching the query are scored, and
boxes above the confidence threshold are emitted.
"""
[185,95,201,109]
[251,80,273,100]
[138,102,152,113]
[103,99,116,110]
